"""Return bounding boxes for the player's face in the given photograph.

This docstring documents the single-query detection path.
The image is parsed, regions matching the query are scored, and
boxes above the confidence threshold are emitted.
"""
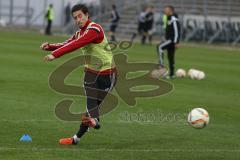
[72,10,89,28]
[164,7,172,16]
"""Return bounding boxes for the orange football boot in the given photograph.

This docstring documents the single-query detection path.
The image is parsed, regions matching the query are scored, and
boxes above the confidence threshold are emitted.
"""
[59,137,74,145]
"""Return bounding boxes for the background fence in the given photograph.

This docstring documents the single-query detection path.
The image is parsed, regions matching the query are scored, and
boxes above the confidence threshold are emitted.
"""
[0,0,239,44]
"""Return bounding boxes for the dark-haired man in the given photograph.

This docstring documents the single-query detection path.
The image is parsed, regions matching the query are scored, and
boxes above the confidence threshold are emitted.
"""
[145,6,154,44]
[156,6,180,79]
[109,4,120,41]
[40,4,117,145]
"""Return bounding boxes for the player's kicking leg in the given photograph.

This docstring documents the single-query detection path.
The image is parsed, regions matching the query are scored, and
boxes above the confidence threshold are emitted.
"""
[59,71,116,145]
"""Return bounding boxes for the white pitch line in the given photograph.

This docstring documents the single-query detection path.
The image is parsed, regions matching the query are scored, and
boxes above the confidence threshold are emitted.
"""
[0,119,187,125]
[0,147,239,153]
[0,119,56,123]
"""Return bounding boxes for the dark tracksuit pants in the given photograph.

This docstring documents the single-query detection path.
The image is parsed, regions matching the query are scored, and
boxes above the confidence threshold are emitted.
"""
[76,69,117,138]
[157,40,176,76]
[45,20,52,35]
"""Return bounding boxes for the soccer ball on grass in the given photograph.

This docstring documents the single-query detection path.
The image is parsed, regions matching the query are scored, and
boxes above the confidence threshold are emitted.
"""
[188,108,209,129]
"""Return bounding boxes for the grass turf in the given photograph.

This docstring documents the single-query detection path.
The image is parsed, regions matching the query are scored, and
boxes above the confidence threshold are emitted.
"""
[0,31,240,160]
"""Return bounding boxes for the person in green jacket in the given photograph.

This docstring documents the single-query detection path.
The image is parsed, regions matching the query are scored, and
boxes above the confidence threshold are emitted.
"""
[45,4,54,35]
[162,14,167,29]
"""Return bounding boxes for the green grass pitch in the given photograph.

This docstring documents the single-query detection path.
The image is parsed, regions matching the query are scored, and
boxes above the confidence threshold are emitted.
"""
[0,31,240,160]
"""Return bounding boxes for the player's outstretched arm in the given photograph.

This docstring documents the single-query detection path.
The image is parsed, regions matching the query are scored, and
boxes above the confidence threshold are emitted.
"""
[40,34,77,51]
[43,27,101,61]
[50,29,100,59]
[41,34,79,61]
[40,42,63,51]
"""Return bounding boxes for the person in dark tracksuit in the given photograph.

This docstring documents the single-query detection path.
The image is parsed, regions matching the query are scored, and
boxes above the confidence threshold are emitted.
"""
[131,7,148,44]
[145,6,154,44]
[156,6,180,79]
[109,4,120,42]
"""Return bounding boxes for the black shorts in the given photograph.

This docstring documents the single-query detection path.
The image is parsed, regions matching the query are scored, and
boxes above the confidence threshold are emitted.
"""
[138,22,148,34]
[110,24,118,32]
[146,21,153,31]
[84,70,117,118]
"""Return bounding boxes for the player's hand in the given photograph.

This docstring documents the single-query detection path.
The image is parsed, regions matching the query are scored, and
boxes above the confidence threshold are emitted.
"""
[44,54,55,61]
[40,42,50,50]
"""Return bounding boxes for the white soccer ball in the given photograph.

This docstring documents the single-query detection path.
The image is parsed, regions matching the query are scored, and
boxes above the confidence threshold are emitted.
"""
[150,68,168,79]
[176,68,186,78]
[188,69,205,80]
[188,69,195,77]
[188,108,210,129]
[189,70,199,79]
[196,71,205,80]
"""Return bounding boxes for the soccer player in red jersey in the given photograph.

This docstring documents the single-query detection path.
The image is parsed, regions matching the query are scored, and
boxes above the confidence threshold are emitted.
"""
[40,4,117,145]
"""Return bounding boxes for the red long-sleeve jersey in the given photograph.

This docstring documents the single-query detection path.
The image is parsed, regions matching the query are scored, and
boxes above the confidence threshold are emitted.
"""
[45,20,104,58]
